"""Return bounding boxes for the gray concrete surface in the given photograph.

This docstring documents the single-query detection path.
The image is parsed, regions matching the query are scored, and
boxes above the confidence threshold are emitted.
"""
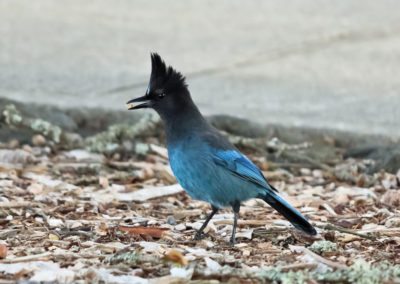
[1,1,400,137]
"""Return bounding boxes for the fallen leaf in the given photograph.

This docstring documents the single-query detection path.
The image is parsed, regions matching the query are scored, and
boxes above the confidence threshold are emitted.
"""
[236,229,253,240]
[164,249,188,266]
[48,233,59,241]
[0,244,7,259]
[118,226,168,239]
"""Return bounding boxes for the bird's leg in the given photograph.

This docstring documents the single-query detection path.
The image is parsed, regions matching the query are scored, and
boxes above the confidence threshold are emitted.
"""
[194,205,218,240]
[230,202,241,246]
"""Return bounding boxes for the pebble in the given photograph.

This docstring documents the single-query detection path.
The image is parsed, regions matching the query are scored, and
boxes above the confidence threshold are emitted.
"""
[32,134,46,146]
[174,223,186,231]
[300,168,311,176]
[166,215,177,225]
[47,218,64,228]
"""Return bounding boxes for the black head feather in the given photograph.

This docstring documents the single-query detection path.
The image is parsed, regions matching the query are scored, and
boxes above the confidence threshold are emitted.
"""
[149,53,187,93]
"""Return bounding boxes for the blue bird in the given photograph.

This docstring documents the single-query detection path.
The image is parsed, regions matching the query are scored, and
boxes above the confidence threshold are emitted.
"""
[127,53,317,244]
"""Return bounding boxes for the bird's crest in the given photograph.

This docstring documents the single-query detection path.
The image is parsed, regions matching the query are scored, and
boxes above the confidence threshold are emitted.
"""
[150,53,187,93]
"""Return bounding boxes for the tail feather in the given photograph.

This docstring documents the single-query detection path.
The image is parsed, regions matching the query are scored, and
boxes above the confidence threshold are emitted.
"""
[261,191,317,235]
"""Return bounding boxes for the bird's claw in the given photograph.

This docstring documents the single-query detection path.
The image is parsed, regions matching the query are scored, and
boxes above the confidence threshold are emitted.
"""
[193,231,207,240]
[229,238,236,247]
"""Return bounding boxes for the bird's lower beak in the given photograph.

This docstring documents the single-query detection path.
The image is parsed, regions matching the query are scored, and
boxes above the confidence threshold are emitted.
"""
[126,95,152,110]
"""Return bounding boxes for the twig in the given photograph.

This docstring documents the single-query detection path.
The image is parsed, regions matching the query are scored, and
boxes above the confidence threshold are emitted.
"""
[317,223,376,240]
[358,227,400,237]
[212,219,270,226]
[0,201,33,208]
[1,252,52,263]
[1,252,107,264]
[290,245,347,269]
[280,263,318,272]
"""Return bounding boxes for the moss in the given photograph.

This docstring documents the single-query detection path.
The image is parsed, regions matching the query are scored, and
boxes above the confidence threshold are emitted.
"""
[256,267,309,284]
[3,104,62,143]
[256,261,400,283]
[312,260,400,283]
[309,240,338,254]
[30,119,62,143]
[3,104,23,126]
[85,113,159,154]
[105,251,142,266]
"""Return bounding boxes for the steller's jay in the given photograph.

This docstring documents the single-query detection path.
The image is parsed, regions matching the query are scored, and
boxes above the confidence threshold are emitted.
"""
[127,53,317,244]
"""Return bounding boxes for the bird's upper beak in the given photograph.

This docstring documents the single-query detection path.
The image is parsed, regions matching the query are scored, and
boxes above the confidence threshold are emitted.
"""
[126,95,152,110]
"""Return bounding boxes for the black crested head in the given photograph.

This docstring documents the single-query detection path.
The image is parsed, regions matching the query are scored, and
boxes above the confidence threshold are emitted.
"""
[149,53,187,95]
[127,53,200,121]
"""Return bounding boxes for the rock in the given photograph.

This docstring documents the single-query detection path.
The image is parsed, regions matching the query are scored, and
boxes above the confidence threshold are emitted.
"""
[381,190,400,207]
[64,149,104,162]
[0,149,36,164]
[345,145,400,174]
[47,218,64,228]
[32,134,46,146]
[174,224,186,231]
[166,216,177,225]
[385,217,400,228]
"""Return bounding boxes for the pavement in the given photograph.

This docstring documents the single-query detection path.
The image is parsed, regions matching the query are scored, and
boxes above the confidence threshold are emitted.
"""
[1,0,400,137]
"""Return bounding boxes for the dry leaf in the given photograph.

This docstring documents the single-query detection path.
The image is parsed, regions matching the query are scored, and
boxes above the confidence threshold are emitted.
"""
[118,226,168,239]
[48,233,59,241]
[164,249,188,266]
[0,244,7,259]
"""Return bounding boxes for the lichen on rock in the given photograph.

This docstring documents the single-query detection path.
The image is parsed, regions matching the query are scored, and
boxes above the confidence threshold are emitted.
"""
[309,240,338,255]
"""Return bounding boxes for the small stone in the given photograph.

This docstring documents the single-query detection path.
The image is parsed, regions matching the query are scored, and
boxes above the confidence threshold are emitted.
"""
[8,139,19,148]
[135,143,150,155]
[48,218,64,228]
[242,249,251,257]
[312,169,323,178]
[174,223,186,231]
[99,176,109,189]
[166,215,177,225]
[385,217,400,228]
[32,134,46,146]
[27,183,44,195]
[300,168,311,176]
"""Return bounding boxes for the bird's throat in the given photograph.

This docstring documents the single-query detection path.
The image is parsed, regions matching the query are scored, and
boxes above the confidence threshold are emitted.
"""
[163,104,209,145]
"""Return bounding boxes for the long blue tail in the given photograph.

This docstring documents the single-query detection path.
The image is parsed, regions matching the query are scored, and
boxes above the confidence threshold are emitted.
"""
[261,190,317,235]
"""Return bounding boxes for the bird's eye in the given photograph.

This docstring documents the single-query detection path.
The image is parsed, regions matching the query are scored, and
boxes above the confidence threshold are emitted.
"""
[158,93,166,99]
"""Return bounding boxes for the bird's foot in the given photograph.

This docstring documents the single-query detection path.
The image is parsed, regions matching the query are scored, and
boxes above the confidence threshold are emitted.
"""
[229,237,236,247]
[193,231,207,241]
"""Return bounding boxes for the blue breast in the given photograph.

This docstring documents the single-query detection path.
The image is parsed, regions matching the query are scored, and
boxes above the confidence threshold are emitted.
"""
[168,140,262,208]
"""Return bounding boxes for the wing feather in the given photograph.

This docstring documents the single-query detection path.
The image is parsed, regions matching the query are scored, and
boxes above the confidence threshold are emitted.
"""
[212,150,278,192]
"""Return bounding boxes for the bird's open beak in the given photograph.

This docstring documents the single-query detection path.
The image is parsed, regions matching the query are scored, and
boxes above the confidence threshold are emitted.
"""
[126,95,152,110]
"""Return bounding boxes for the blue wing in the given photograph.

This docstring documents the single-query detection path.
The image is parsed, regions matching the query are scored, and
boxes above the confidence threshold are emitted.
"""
[212,150,278,192]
